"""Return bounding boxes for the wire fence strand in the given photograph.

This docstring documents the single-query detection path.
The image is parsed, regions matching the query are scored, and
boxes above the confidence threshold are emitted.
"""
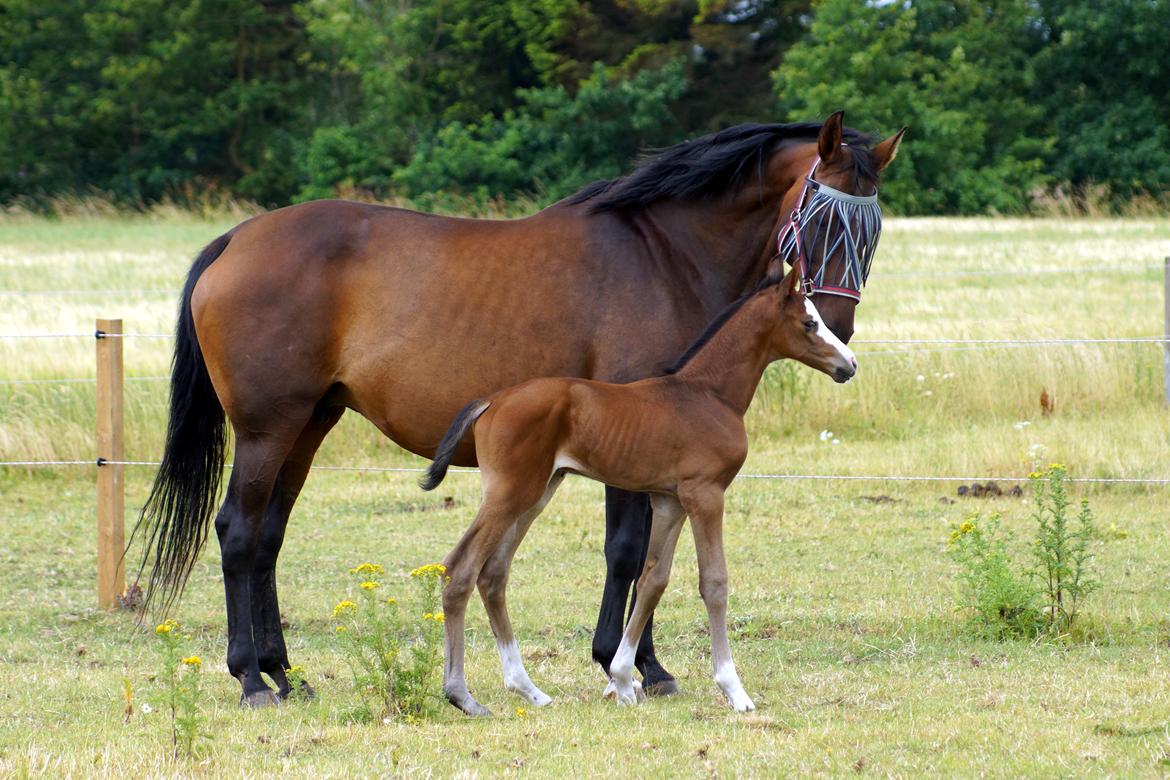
[3,458,1168,485]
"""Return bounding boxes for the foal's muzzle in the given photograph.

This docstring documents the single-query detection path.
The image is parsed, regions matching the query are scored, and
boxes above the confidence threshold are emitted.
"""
[832,356,857,384]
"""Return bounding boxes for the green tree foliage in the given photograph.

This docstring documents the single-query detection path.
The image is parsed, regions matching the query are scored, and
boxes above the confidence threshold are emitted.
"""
[0,0,308,203]
[774,0,1051,214]
[393,60,688,204]
[0,0,1165,212]
[1034,0,1170,198]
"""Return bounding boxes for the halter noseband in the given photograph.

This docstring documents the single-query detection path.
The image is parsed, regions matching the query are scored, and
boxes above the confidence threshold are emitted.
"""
[776,154,882,303]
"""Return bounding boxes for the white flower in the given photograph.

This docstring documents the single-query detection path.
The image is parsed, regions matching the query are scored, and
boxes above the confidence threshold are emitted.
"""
[915,374,925,383]
[1013,420,1031,430]
[819,430,833,442]
[140,702,153,714]
[831,438,840,445]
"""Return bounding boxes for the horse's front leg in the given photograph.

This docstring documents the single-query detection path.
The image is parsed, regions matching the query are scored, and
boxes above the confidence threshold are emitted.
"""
[680,483,754,712]
[593,486,678,697]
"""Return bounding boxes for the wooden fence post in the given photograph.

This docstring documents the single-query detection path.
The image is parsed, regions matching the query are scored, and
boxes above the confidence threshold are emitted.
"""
[1165,258,1170,405]
[96,318,125,609]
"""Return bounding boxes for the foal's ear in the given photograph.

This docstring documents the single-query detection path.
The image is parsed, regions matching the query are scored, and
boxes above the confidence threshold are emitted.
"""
[873,126,907,172]
[818,110,845,163]
[783,264,803,298]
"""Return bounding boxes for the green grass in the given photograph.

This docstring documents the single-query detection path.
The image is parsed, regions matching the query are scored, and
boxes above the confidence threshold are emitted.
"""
[2,214,1170,776]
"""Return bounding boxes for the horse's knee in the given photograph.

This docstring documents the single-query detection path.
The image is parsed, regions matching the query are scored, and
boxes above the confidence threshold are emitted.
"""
[605,534,645,581]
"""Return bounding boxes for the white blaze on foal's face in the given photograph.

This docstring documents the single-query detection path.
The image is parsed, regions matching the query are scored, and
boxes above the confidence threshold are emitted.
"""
[798,295,857,383]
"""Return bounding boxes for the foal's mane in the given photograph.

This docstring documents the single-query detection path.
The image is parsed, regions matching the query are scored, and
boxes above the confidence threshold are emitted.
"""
[567,122,876,213]
[662,277,781,375]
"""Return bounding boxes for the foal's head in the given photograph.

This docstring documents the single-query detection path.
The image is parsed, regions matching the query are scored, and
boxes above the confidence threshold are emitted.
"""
[764,262,857,384]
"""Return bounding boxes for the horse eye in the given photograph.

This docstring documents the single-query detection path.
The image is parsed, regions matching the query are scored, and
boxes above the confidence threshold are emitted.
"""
[804,320,816,332]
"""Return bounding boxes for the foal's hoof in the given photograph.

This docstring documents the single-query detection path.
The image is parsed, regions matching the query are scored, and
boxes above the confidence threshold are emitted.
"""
[604,678,645,705]
[643,678,680,698]
[241,689,282,708]
[455,699,493,718]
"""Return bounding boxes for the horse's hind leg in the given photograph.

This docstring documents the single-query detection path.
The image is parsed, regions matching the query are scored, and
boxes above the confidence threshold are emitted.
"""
[593,487,678,696]
[251,405,345,698]
[215,421,307,707]
[443,480,547,717]
[478,474,563,707]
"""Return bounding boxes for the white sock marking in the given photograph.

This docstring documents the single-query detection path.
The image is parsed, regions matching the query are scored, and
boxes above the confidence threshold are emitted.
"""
[497,640,551,706]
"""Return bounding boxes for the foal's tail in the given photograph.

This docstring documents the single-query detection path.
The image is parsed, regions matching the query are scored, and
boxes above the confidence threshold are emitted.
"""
[129,233,232,615]
[419,399,490,491]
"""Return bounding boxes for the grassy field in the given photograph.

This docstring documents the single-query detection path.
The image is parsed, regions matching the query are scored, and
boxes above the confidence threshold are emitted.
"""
[2,213,1170,777]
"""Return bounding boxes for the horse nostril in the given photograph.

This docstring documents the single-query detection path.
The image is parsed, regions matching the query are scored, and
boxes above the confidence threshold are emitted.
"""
[850,356,857,370]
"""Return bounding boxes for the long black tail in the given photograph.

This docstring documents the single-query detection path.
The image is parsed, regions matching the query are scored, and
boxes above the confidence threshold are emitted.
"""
[129,233,232,614]
[419,399,489,491]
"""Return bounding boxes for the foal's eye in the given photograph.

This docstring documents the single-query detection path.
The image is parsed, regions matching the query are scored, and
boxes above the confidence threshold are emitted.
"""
[803,320,817,333]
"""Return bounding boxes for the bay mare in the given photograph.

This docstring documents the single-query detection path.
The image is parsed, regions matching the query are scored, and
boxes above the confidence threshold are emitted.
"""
[133,112,904,706]
[421,264,857,716]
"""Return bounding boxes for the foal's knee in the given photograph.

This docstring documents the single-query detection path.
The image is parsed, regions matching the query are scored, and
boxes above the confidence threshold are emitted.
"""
[477,566,508,605]
[443,572,476,612]
[698,573,728,606]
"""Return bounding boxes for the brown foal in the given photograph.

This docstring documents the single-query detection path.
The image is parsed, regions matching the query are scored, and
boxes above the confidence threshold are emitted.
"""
[421,261,857,715]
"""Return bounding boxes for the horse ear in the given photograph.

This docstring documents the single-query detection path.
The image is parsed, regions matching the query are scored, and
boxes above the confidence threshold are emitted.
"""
[765,255,784,284]
[873,127,907,171]
[818,111,845,163]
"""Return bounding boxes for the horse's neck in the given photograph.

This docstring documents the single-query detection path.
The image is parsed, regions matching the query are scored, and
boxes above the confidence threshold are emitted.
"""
[624,196,784,309]
[672,293,776,416]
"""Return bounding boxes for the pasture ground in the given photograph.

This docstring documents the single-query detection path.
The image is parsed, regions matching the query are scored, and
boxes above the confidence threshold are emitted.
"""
[2,213,1170,777]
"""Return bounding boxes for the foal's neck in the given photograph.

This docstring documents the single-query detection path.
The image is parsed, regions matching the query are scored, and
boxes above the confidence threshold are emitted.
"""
[670,292,778,416]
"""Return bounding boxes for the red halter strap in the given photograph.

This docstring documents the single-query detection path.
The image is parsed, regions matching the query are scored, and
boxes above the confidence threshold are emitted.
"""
[775,157,822,298]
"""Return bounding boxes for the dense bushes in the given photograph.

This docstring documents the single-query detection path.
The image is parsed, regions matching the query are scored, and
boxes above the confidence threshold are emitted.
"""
[1,0,1166,214]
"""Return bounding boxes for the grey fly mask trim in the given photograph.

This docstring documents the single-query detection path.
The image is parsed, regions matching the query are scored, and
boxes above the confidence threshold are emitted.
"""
[776,159,883,302]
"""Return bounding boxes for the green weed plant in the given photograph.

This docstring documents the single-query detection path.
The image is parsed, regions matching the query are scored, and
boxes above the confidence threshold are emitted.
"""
[332,562,445,722]
[153,620,208,759]
[948,464,1099,640]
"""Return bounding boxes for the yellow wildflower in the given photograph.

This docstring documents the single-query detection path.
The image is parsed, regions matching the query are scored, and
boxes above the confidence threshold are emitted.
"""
[384,597,398,606]
[349,563,385,576]
[360,581,380,591]
[422,611,445,624]
[332,600,357,618]
[959,521,975,535]
[154,619,178,635]
[181,655,202,668]
[516,707,527,718]
[335,625,347,634]
[286,665,305,676]
[411,563,447,578]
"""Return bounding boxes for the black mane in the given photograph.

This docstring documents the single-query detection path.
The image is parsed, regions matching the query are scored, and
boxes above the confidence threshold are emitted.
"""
[567,122,877,213]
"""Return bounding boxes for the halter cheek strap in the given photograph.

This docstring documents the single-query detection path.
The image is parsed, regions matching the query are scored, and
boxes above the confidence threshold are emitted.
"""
[775,157,822,297]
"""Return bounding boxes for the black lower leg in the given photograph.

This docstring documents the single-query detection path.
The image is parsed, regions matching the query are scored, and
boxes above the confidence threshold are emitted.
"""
[251,478,295,696]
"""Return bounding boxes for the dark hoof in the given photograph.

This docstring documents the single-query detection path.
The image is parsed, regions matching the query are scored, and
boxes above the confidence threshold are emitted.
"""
[241,689,282,708]
[643,678,680,697]
[278,681,316,702]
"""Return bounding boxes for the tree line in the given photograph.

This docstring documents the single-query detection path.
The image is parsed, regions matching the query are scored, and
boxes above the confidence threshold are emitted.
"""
[1,0,1166,215]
